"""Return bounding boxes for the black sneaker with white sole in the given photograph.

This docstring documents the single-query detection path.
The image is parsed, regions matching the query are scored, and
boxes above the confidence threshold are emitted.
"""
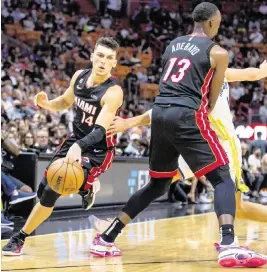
[79,178,100,210]
[2,235,24,256]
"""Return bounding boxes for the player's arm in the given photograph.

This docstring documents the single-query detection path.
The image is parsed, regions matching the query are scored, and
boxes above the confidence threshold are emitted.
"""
[209,45,229,112]
[1,133,20,156]
[107,109,152,134]
[75,85,123,153]
[225,60,267,82]
[35,70,82,111]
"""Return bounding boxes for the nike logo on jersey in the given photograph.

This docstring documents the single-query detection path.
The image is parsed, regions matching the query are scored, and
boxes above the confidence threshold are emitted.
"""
[91,94,97,100]
[77,78,84,89]
[94,149,102,153]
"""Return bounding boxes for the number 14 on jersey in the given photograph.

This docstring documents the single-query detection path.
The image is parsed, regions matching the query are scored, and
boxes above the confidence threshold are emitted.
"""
[81,112,94,126]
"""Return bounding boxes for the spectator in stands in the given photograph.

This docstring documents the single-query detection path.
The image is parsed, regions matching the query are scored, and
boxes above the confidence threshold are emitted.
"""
[132,4,150,26]
[100,14,112,29]
[230,82,245,101]
[57,123,68,141]
[1,172,37,205]
[249,27,264,43]
[249,17,260,32]
[129,52,141,66]
[136,67,148,83]
[223,32,236,47]
[124,68,138,99]
[40,0,53,11]
[107,0,122,18]
[259,97,267,124]
[1,132,36,195]
[20,15,35,31]
[139,138,149,157]
[150,0,160,9]
[124,133,140,156]
[21,131,36,149]
[11,7,25,21]
[241,142,253,188]
[1,90,24,121]
[34,130,53,153]
[248,147,264,197]
[259,1,267,15]
[1,211,14,227]
[251,132,267,155]
[261,153,267,176]
[247,49,260,67]
[138,37,152,55]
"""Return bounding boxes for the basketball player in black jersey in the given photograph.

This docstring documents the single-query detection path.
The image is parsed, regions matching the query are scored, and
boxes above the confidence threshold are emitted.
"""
[2,37,123,256]
[89,3,266,268]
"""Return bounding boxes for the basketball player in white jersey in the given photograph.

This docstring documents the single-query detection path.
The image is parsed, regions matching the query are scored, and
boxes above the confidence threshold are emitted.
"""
[89,61,267,264]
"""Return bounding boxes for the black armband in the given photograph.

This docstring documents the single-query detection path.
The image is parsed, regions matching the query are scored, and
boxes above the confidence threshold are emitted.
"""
[76,124,106,152]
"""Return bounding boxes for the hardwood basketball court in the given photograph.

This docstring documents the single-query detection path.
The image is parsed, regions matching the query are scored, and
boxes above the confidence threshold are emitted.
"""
[2,212,267,272]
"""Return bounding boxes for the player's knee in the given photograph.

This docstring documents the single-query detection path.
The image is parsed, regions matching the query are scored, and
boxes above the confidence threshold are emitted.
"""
[149,178,172,197]
[39,185,60,208]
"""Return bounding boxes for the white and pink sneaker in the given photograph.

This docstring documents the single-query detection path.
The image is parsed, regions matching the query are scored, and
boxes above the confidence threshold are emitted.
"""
[215,237,267,268]
[90,233,122,257]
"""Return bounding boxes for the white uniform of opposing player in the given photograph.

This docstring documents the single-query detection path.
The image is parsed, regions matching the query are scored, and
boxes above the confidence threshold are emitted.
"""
[178,79,242,183]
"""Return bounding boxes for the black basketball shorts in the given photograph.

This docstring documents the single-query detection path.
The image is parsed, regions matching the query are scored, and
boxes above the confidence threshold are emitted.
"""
[149,104,229,179]
[44,133,115,191]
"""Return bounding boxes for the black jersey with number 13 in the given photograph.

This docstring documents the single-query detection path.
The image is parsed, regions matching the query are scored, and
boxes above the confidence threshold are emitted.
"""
[73,69,118,149]
[155,35,216,110]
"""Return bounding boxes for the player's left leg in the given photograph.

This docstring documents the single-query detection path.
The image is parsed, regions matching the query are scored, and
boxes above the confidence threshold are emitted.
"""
[2,177,61,256]
[90,104,179,257]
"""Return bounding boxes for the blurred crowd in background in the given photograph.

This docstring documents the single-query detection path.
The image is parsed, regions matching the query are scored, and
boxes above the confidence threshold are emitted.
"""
[1,0,267,223]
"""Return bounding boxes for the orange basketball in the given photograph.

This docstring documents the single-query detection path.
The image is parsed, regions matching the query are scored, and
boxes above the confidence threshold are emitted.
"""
[47,158,84,196]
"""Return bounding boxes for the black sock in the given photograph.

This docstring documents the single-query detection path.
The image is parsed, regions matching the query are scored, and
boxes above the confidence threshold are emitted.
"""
[101,217,125,243]
[220,224,234,245]
[15,230,30,241]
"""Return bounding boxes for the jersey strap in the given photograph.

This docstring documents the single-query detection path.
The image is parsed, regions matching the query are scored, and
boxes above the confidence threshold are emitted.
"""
[75,69,90,88]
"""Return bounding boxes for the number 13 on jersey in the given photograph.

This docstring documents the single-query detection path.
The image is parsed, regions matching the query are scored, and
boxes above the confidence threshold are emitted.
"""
[162,57,191,83]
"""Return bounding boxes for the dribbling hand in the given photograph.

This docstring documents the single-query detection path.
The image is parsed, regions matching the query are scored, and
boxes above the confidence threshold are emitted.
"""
[34,92,50,109]
[107,116,129,135]
[66,143,82,164]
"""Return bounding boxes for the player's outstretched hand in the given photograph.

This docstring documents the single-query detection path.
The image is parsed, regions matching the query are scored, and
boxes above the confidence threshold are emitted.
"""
[65,143,82,164]
[259,60,267,77]
[107,116,128,135]
[34,91,49,109]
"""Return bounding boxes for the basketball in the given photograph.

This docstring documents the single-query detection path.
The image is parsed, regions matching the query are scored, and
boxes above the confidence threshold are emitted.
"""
[47,158,84,196]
